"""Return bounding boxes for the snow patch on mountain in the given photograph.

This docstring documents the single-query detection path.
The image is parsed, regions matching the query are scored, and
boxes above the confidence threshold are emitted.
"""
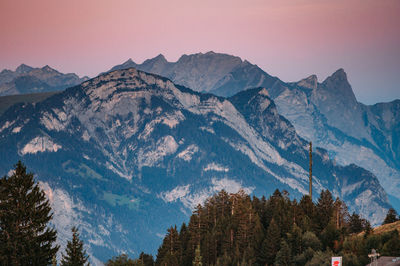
[160,178,254,210]
[199,126,215,134]
[105,162,132,180]
[162,111,185,128]
[12,126,21,133]
[0,120,15,133]
[203,163,229,172]
[177,144,199,161]
[211,178,254,194]
[341,181,363,197]
[140,111,185,140]
[179,178,254,209]
[160,185,191,203]
[138,135,178,167]
[82,130,90,141]
[21,136,61,155]
[41,111,67,131]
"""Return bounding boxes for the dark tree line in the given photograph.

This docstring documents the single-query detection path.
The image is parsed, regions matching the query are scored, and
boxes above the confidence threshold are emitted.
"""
[153,189,400,266]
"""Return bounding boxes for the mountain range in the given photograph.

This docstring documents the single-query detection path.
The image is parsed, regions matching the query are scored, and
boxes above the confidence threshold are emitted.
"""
[0,52,399,264]
[0,67,393,264]
[111,52,400,212]
[0,64,88,96]
[109,51,277,97]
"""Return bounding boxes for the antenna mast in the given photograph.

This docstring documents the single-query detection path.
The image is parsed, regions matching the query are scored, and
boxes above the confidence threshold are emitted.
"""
[309,141,312,199]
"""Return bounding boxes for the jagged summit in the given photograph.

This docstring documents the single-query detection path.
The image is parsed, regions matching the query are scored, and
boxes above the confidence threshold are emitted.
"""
[144,53,167,62]
[0,69,12,74]
[154,53,167,60]
[109,52,279,96]
[297,74,318,89]
[41,65,59,73]
[176,51,242,63]
[120,58,136,66]
[142,53,168,66]
[16,63,34,74]
[109,58,137,72]
[0,64,88,96]
[319,68,357,104]
[323,68,348,84]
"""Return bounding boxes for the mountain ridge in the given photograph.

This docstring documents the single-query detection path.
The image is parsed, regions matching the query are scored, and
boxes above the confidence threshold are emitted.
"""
[0,67,392,263]
[109,52,400,211]
[0,64,89,96]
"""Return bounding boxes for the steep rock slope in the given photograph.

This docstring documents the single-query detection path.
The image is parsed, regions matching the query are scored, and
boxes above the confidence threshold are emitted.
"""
[0,68,391,263]
[110,52,400,211]
[287,71,400,208]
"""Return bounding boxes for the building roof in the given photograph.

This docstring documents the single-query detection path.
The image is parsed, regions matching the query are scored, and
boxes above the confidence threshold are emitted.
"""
[366,256,400,266]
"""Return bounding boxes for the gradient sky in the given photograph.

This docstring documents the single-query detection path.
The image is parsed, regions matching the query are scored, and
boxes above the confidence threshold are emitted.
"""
[1,0,399,104]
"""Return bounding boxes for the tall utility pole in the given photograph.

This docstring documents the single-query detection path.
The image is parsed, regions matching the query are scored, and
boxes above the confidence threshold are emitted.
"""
[309,142,312,199]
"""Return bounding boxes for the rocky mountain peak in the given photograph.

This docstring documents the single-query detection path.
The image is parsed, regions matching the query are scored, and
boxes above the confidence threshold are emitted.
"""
[320,68,356,101]
[154,53,167,62]
[177,51,242,64]
[297,74,318,89]
[323,68,348,85]
[0,69,12,74]
[15,64,34,74]
[109,59,137,72]
[1,64,90,96]
[123,58,136,65]
[41,65,57,73]
[143,54,168,64]
[85,68,175,99]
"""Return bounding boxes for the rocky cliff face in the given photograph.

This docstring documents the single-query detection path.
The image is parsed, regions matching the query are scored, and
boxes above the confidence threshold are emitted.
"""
[287,70,400,207]
[110,52,400,212]
[0,68,391,263]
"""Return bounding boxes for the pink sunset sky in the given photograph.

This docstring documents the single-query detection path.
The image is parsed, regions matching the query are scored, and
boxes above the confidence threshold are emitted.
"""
[1,0,399,104]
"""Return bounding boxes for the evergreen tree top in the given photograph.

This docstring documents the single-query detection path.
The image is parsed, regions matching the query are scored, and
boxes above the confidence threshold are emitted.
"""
[0,161,59,265]
[61,226,89,266]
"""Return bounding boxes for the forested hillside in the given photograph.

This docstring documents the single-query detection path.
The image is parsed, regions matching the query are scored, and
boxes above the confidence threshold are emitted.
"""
[154,189,400,266]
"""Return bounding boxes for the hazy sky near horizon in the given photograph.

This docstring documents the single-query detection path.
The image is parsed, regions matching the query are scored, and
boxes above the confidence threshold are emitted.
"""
[1,0,399,104]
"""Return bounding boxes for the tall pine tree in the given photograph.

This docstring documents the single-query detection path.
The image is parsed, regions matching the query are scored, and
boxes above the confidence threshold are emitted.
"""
[315,190,334,233]
[0,161,59,265]
[258,218,280,265]
[274,240,293,266]
[383,208,399,224]
[61,226,89,266]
